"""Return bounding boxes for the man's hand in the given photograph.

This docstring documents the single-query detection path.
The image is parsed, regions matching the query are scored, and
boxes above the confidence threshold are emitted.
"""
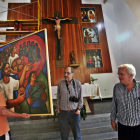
[17,87,26,103]
[75,109,80,114]
[111,120,117,131]
[21,113,30,119]
[23,64,33,72]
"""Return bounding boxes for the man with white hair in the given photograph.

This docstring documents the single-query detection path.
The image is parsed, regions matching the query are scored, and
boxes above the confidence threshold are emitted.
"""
[110,64,140,140]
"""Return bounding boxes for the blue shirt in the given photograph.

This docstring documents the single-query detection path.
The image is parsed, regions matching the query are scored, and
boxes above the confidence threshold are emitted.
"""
[110,80,140,126]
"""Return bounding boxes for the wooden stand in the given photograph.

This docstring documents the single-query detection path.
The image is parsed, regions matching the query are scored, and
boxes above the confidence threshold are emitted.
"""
[69,64,80,67]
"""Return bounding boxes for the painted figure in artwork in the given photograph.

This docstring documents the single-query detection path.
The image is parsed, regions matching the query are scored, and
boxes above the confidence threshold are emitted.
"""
[93,52,101,67]
[0,63,32,111]
[82,11,89,22]
[45,14,72,40]
[25,71,47,114]
[89,11,96,22]
[87,53,94,67]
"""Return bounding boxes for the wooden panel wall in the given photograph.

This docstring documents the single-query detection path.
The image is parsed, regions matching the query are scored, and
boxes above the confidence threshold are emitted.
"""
[7,0,112,86]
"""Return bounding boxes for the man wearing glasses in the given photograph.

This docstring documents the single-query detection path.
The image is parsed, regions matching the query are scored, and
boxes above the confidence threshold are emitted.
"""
[57,66,83,140]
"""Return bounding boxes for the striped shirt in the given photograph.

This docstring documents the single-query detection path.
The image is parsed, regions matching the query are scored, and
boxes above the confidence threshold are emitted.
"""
[57,79,83,110]
[110,80,140,126]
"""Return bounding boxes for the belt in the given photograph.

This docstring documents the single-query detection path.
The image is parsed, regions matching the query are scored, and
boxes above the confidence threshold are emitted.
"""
[60,109,75,112]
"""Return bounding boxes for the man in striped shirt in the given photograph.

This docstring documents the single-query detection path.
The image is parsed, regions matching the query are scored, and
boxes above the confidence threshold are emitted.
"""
[110,64,140,140]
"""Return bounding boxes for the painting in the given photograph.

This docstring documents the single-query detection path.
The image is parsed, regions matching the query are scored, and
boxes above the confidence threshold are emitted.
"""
[85,49,103,68]
[83,27,100,44]
[81,8,96,23]
[0,29,53,116]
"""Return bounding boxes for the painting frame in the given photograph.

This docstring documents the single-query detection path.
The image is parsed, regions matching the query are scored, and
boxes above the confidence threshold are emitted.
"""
[0,29,54,116]
[80,7,97,23]
[83,27,100,44]
[85,49,103,68]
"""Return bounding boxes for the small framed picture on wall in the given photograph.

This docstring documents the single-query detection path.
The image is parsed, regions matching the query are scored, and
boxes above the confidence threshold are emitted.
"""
[81,8,96,23]
[85,49,103,68]
[83,27,100,44]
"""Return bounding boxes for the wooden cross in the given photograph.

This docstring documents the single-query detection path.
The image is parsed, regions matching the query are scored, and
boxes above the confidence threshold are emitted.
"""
[42,12,78,68]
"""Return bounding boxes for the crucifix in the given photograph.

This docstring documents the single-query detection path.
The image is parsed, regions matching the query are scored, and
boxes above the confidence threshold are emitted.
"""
[42,12,78,68]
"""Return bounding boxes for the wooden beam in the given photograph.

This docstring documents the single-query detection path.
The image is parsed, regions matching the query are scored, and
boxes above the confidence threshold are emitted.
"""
[0,31,35,35]
[0,42,6,45]
[0,19,38,27]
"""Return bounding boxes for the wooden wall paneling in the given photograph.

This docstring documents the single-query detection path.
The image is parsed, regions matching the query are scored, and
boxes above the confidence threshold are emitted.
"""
[62,0,69,17]
[46,0,54,17]
[54,0,62,12]
[7,0,112,86]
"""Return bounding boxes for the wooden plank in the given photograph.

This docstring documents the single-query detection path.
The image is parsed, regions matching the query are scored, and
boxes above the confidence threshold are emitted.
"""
[0,42,6,45]
[0,20,38,27]
[0,31,35,35]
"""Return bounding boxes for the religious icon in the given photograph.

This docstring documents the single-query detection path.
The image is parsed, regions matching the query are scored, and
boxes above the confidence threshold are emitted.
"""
[83,27,100,44]
[43,13,72,60]
[70,50,76,64]
[81,8,96,23]
[85,49,103,68]
[0,29,53,116]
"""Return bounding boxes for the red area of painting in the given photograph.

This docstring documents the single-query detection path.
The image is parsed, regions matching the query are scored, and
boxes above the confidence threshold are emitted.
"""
[15,35,46,87]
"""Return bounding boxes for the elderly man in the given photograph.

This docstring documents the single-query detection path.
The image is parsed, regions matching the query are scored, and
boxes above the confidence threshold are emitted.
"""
[57,66,83,140]
[110,64,140,140]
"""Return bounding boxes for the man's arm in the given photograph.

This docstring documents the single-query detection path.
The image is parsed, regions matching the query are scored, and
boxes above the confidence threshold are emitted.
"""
[60,18,72,21]
[110,86,118,131]
[14,25,16,31]
[6,88,25,109]
[10,68,18,75]
[57,83,60,113]
[77,81,83,108]
[0,106,30,118]
[111,120,117,131]
[75,81,83,114]
[19,24,22,31]
[45,17,56,21]
[97,56,101,62]
[19,64,33,87]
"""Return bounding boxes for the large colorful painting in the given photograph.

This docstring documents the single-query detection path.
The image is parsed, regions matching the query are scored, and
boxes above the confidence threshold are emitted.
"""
[83,27,100,44]
[0,29,53,116]
[85,49,103,68]
[81,8,96,23]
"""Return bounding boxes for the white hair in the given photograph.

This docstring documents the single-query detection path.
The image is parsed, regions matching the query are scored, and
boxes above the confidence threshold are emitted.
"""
[118,64,136,79]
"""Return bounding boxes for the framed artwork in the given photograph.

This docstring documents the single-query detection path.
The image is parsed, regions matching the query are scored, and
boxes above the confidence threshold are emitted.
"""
[0,29,53,116]
[85,49,103,68]
[83,27,100,44]
[81,8,96,23]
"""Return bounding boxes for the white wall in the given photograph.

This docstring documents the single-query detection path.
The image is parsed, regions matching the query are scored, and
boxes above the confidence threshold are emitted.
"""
[82,0,140,98]
[112,0,140,81]
[82,0,122,98]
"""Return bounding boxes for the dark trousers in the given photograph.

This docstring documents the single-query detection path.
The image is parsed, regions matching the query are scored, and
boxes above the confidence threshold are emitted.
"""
[0,131,11,140]
[118,122,140,140]
[58,110,82,140]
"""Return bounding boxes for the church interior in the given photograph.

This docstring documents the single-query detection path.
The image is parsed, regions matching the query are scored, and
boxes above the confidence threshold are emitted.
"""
[0,0,140,139]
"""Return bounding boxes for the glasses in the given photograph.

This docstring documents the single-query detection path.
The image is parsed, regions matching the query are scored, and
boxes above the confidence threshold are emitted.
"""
[64,72,71,75]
